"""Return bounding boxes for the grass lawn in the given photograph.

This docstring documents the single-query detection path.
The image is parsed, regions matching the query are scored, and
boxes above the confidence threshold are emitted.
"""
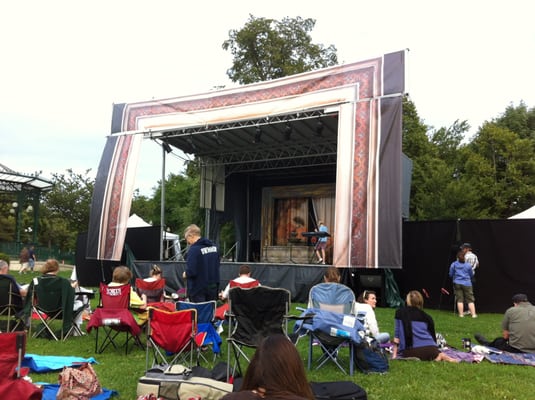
[16,271,535,400]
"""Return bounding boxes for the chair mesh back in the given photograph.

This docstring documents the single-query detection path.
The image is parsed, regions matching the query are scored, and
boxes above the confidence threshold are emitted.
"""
[229,286,290,346]
[309,283,355,314]
[135,278,166,303]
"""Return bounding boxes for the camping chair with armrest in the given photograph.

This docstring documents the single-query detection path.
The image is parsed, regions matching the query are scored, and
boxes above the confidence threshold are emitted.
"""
[24,275,83,341]
[135,278,166,304]
[177,300,222,365]
[0,276,25,332]
[86,283,142,354]
[304,282,362,375]
[0,331,43,399]
[226,286,291,381]
[215,278,260,323]
[145,307,198,372]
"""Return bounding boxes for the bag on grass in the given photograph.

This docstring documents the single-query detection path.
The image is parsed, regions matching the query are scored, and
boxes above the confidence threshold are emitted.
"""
[56,362,102,400]
[354,340,389,374]
[310,381,367,400]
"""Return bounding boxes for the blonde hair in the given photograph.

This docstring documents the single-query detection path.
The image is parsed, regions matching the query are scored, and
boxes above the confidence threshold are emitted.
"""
[112,266,133,284]
[184,224,201,239]
[406,290,424,309]
[151,264,162,276]
[41,259,60,274]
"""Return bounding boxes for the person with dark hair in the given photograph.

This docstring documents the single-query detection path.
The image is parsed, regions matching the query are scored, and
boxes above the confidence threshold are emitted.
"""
[449,250,477,318]
[475,293,535,353]
[182,224,221,302]
[355,290,390,343]
[322,266,340,283]
[460,243,479,274]
[222,334,314,400]
[392,290,457,362]
[219,265,260,301]
[110,265,147,325]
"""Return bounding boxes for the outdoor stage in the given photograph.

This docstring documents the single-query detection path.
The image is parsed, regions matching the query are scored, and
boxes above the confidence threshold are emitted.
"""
[130,261,385,304]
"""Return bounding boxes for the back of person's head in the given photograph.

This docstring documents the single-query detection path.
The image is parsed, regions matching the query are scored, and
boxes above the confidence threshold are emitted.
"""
[239,265,251,276]
[323,266,340,283]
[456,250,465,262]
[0,259,9,273]
[112,266,132,284]
[41,259,60,274]
[242,334,314,400]
[184,224,201,239]
[150,264,162,277]
[512,293,529,304]
[406,290,424,309]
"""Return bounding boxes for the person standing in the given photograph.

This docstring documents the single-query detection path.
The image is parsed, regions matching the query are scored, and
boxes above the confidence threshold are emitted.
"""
[314,220,329,264]
[449,250,477,318]
[461,243,479,275]
[182,224,220,302]
[28,245,37,272]
[18,247,30,274]
[475,294,535,353]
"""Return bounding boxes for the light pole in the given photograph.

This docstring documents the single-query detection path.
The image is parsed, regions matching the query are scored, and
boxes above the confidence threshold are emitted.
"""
[9,202,21,243]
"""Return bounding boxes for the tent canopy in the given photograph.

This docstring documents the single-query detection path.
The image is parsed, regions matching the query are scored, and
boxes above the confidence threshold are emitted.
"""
[509,206,535,219]
[127,214,179,240]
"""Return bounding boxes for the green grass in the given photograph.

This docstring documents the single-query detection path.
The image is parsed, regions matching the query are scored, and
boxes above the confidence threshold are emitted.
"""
[16,271,535,399]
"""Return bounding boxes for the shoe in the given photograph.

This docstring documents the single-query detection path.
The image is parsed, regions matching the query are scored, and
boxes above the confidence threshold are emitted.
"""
[474,333,490,346]
[472,314,478,318]
[316,258,323,264]
[321,261,326,264]
[458,314,464,318]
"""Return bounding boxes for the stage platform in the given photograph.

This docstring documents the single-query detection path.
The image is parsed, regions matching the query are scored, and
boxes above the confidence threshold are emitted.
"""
[131,261,385,304]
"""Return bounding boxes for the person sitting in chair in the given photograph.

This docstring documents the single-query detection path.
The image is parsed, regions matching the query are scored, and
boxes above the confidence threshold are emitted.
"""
[0,259,28,297]
[109,266,148,326]
[219,265,260,301]
[144,264,163,282]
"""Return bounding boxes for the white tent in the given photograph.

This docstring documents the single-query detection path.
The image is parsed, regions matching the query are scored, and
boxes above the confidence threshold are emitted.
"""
[509,206,535,219]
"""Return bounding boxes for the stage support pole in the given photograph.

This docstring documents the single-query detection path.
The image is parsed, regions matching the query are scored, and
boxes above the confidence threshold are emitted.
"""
[160,143,166,261]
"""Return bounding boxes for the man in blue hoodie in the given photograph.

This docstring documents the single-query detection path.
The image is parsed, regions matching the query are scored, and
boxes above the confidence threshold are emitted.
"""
[182,224,220,302]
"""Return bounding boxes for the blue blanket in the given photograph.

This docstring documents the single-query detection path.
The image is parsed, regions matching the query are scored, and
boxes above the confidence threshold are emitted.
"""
[485,351,535,366]
[41,384,117,400]
[23,354,97,372]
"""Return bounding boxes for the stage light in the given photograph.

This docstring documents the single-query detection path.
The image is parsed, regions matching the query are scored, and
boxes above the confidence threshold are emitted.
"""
[283,123,292,140]
[315,120,324,136]
[253,126,262,143]
[162,141,173,154]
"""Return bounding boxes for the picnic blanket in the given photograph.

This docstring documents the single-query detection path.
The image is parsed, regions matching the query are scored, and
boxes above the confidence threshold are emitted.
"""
[40,383,117,400]
[483,349,535,366]
[395,347,484,363]
[23,354,97,372]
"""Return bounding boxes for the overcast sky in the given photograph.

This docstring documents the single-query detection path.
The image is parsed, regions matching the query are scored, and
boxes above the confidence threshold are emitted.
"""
[1,0,534,196]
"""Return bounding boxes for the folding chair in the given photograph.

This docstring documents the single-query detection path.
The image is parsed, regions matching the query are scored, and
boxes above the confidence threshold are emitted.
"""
[226,286,291,380]
[135,278,166,304]
[86,283,142,354]
[305,282,360,375]
[145,307,197,371]
[25,275,83,341]
[177,300,222,364]
[0,332,42,399]
[0,276,24,332]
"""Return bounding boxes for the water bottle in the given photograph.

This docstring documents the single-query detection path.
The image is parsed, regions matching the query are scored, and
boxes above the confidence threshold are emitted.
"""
[330,327,350,338]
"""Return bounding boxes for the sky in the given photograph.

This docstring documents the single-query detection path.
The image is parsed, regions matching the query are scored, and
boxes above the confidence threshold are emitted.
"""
[1,0,534,196]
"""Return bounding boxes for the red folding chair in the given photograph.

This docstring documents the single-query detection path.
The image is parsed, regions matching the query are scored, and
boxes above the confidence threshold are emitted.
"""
[145,308,198,371]
[0,332,42,399]
[135,278,166,304]
[87,283,142,354]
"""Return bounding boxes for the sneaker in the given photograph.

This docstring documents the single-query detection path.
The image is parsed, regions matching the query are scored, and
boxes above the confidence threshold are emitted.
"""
[474,333,490,346]
[458,314,464,318]
[472,314,478,318]
[316,258,323,264]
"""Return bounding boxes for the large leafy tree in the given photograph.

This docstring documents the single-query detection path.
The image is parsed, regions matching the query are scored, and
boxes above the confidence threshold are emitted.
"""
[223,15,338,84]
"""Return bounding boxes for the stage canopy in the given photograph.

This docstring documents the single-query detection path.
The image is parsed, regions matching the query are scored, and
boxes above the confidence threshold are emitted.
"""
[88,50,406,268]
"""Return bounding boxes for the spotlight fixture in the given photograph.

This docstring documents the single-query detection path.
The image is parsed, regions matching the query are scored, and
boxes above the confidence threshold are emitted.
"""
[283,123,293,140]
[253,126,262,143]
[315,119,324,136]
[162,141,173,154]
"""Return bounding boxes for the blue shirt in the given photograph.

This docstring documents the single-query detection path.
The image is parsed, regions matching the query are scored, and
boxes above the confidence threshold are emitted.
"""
[318,224,328,242]
[449,260,474,286]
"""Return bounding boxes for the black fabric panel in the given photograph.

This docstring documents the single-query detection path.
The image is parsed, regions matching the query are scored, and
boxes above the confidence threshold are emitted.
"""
[383,50,405,95]
[111,103,126,133]
[378,96,402,268]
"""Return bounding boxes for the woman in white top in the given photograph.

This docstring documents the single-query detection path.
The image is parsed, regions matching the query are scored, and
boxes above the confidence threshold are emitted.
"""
[354,290,390,344]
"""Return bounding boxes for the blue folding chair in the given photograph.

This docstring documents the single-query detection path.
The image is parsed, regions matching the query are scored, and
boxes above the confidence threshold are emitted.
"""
[177,300,222,364]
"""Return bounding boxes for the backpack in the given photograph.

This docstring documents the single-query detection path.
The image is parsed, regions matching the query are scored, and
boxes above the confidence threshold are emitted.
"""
[354,340,389,374]
[310,381,367,400]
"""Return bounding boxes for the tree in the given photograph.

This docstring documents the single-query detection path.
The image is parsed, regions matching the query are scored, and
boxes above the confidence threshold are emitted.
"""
[40,169,94,250]
[223,15,338,84]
